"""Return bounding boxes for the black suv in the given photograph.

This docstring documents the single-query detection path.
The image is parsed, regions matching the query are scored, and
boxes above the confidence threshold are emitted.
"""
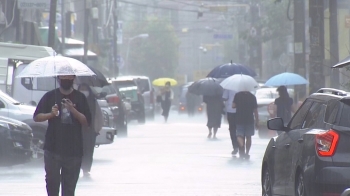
[0,116,33,166]
[262,88,350,196]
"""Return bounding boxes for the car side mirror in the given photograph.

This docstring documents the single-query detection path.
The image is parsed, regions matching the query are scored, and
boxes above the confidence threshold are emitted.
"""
[267,118,286,131]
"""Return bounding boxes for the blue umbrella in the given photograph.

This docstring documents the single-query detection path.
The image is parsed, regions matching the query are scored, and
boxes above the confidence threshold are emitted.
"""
[264,72,309,86]
[207,63,256,78]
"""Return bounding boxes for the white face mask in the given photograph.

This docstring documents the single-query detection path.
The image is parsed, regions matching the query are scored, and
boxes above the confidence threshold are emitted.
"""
[80,91,89,97]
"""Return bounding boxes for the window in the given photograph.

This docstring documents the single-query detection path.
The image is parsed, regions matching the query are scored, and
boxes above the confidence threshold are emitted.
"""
[288,99,313,130]
[338,100,350,128]
[302,103,326,129]
[325,99,340,124]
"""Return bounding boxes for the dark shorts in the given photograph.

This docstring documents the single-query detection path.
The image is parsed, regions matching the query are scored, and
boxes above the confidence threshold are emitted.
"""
[236,124,255,137]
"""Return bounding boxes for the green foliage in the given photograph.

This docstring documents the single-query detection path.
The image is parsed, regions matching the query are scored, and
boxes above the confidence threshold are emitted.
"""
[126,17,179,80]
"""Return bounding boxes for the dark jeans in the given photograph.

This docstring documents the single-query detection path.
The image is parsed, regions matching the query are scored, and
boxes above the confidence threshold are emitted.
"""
[227,112,239,150]
[44,150,82,196]
[81,131,97,173]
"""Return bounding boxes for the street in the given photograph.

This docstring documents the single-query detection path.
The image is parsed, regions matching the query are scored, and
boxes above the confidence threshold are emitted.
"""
[0,112,269,196]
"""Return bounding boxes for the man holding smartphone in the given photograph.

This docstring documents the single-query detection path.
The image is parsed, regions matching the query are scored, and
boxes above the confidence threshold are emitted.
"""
[34,75,91,196]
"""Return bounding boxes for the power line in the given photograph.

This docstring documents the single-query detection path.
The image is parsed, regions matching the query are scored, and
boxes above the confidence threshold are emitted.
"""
[118,0,214,13]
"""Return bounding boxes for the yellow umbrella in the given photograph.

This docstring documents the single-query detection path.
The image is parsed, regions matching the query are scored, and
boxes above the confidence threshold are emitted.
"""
[152,78,178,86]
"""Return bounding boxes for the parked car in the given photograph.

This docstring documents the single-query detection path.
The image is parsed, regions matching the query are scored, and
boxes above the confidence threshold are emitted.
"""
[0,90,47,159]
[261,88,350,196]
[0,116,33,166]
[93,84,128,137]
[119,86,146,124]
[256,87,294,138]
[108,76,155,120]
[95,99,116,146]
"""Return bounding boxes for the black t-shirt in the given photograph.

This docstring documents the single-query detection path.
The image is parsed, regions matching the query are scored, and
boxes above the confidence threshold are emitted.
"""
[34,89,92,157]
[233,91,257,125]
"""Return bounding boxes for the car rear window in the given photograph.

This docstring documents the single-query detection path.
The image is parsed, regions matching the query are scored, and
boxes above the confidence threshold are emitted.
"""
[338,100,350,127]
[119,87,138,102]
[134,79,150,92]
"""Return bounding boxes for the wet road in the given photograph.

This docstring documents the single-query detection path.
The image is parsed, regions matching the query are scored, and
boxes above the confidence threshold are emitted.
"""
[0,112,270,196]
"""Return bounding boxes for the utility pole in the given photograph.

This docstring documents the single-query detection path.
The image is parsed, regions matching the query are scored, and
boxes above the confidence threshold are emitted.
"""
[83,0,89,64]
[113,0,118,76]
[329,0,339,88]
[309,0,325,93]
[61,0,66,54]
[293,0,306,99]
[48,0,58,48]
[249,2,262,78]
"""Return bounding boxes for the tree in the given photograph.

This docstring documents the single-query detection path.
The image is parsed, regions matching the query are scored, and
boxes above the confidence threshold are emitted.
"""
[240,0,293,59]
[124,17,179,80]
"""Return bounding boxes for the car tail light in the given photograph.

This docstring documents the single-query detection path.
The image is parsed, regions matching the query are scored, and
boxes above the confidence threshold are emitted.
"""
[180,106,185,111]
[198,107,202,111]
[316,129,339,157]
[322,193,341,196]
[107,96,120,104]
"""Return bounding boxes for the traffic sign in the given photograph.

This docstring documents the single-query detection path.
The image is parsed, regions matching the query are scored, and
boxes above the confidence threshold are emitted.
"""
[18,0,49,9]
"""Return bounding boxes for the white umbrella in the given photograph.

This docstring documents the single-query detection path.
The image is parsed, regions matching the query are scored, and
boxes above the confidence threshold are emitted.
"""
[16,56,95,78]
[220,74,259,92]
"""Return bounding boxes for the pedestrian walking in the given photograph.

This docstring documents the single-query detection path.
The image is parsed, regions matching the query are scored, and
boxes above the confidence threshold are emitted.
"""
[78,83,103,177]
[159,81,174,122]
[203,95,223,139]
[33,75,91,196]
[273,86,294,125]
[233,91,258,159]
[222,89,239,155]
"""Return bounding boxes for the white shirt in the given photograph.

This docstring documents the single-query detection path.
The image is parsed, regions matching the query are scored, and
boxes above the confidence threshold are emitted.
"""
[222,89,237,113]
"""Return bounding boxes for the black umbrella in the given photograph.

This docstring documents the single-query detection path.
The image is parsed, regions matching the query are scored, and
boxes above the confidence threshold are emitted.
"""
[188,78,223,96]
[75,66,109,87]
[207,63,256,78]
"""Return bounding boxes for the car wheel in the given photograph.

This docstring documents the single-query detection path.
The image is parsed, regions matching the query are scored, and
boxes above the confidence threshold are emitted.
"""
[31,129,45,159]
[262,167,272,196]
[295,172,306,196]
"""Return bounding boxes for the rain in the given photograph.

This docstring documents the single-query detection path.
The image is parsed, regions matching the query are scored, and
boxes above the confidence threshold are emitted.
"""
[1,0,350,196]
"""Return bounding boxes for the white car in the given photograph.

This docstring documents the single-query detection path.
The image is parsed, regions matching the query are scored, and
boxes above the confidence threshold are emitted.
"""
[108,76,155,120]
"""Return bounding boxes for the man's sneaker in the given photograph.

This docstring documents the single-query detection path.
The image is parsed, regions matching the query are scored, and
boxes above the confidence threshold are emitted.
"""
[231,149,238,155]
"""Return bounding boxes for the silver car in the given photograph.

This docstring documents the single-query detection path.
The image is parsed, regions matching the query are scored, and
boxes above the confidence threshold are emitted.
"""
[95,99,115,146]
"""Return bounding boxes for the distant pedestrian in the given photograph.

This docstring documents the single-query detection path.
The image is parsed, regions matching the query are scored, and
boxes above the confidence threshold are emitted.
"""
[78,83,103,177]
[203,95,223,139]
[160,82,174,122]
[233,91,258,159]
[273,86,294,125]
[222,89,239,155]
[33,75,91,196]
